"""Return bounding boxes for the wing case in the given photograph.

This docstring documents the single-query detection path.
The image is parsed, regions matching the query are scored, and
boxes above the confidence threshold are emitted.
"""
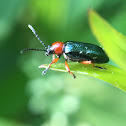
[64,41,109,63]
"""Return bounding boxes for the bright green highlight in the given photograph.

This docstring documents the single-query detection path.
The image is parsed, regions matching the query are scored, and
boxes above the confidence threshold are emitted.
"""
[88,9,126,71]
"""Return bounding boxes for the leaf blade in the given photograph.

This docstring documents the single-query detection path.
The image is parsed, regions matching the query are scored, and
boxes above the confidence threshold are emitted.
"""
[88,9,126,71]
[39,62,126,91]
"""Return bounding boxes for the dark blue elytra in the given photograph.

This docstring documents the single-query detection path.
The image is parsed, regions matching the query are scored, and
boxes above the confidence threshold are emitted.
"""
[64,41,109,63]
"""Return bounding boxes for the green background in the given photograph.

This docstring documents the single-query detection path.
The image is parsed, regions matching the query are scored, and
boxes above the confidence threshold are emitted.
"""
[0,0,126,126]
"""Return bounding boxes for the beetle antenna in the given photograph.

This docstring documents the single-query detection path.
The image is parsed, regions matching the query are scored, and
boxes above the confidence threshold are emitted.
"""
[28,24,48,50]
[20,48,46,53]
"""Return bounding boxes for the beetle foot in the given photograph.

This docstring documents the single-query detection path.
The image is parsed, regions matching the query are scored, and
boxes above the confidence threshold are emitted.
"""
[94,66,106,70]
[42,67,49,75]
[73,74,76,79]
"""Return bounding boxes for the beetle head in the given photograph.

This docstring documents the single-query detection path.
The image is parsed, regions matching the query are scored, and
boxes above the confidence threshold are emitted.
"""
[45,45,54,56]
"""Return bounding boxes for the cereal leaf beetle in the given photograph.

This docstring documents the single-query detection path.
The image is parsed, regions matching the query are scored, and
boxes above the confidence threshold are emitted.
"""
[21,24,109,78]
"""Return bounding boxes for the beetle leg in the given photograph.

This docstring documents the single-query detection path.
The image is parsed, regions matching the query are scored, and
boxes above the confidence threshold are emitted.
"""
[42,57,59,75]
[80,60,95,67]
[52,54,55,60]
[80,61,106,70]
[94,66,106,70]
[80,61,94,66]
[65,60,76,78]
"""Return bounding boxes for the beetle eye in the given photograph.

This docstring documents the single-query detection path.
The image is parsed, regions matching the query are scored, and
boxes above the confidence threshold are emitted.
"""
[45,45,54,56]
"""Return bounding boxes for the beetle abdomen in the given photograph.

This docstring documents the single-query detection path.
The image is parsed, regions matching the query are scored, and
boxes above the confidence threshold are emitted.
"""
[64,41,109,63]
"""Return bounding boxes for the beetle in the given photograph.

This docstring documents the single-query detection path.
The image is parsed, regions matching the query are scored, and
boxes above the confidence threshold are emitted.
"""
[21,24,109,78]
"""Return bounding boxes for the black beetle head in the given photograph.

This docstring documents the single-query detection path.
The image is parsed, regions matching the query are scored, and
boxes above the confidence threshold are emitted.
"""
[45,45,54,56]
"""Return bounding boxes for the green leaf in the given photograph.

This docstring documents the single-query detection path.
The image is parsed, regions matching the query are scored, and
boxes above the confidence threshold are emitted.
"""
[88,9,126,71]
[39,62,126,91]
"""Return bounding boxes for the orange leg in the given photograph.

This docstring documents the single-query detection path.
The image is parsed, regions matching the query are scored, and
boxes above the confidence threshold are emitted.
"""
[65,60,76,78]
[80,60,94,67]
[42,57,59,75]
[80,61,105,69]
[52,54,55,60]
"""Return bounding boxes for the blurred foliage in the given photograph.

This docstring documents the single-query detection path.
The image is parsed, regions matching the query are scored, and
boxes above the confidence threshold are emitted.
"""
[1,0,126,126]
[0,118,29,126]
